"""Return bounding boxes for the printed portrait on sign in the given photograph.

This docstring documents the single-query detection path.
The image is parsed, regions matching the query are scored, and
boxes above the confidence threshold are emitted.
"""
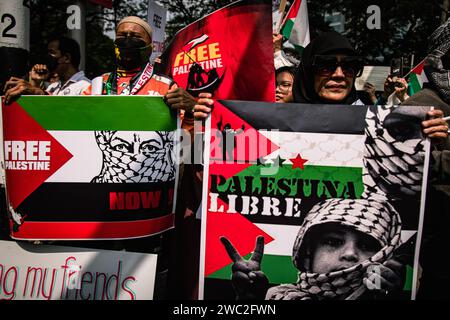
[92,130,175,183]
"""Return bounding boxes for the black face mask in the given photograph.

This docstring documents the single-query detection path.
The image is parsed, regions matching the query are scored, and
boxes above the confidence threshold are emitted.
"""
[45,54,60,72]
[114,37,151,70]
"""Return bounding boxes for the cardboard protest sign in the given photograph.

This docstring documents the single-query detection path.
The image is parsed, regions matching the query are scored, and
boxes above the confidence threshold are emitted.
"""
[0,240,157,300]
[200,101,430,300]
[1,96,178,240]
[159,0,275,101]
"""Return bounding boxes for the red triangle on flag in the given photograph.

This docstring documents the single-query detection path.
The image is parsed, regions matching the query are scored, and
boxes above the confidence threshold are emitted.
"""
[209,102,279,180]
[2,101,73,209]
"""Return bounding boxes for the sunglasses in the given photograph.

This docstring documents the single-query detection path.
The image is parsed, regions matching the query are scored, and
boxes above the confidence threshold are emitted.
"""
[312,55,364,77]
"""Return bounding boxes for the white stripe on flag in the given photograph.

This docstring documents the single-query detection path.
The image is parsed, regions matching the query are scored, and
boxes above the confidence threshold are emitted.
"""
[257,222,418,257]
[47,131,102,182]
[260,131,365,167]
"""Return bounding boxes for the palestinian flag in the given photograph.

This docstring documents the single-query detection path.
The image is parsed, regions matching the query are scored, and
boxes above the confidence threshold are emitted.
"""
[1,96,178,240]
[407,60,428,96]
[280,0,310,53]
[200,101,429,300]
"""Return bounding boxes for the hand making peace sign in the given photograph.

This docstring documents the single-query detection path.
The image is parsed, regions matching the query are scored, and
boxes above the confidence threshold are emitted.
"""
[220,235,269,300]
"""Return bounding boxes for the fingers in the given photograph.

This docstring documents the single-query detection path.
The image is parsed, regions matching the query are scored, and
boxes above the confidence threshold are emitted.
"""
[250,235,265,264]
[220,236,242,263]
[422,112,449,140]
[383,259,405,278]
[4,77,23,91]
[164,87,196,111]
[194,94,214,119]
[363,263,403,294]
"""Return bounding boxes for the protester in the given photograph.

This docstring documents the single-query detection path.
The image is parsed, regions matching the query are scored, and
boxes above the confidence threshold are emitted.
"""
[221,198,405,300]
[3,36,91,102]
[291,31,364,105]
[275,66,295,103]
[402,20,450,299]
[195,31,447,141]
[82,16,196,118]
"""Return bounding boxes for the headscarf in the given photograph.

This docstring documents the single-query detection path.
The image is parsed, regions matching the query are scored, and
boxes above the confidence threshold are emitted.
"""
[117,16,153,40]
[292,31,360,104]
[424,20,450,103]
[92,130,175,183]
[362,105,428,199]
[266,198,402,300]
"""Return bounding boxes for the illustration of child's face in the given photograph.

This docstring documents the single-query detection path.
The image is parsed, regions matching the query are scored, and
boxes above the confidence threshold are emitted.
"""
[309,225,381,274]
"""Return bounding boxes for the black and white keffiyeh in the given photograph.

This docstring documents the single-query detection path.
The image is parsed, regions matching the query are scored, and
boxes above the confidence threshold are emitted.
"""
[92,130,175,183]
[362,104,428,199]
[266,198,402,300]
[424,20,450,103]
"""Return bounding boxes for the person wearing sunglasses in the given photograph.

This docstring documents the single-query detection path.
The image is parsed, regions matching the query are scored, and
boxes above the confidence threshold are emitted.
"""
[292,31,363,105]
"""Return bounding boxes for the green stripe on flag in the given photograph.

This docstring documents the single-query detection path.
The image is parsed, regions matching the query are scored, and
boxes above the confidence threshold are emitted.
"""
[281,19,294,39]
[17,96,177,131]
[220,164,364,198]
[208,254,299,284]
[408,73,422,96]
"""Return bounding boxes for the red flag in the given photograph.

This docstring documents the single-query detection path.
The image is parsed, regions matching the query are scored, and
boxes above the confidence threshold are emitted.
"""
[160,0,275,102]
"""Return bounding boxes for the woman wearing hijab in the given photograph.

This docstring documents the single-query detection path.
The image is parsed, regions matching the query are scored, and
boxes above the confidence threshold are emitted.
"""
[292,31,364,105]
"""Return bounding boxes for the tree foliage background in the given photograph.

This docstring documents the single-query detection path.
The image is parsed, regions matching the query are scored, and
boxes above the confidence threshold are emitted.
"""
[27,0,447,78]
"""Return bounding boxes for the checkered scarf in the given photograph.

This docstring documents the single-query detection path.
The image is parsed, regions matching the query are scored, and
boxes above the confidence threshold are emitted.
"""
[424,20,450,103]
[266,198,402,300]
[91,130,175,183]
[362,105,427,199]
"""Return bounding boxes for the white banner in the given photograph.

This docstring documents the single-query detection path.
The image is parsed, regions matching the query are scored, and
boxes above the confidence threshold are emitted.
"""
[0,240,158,300]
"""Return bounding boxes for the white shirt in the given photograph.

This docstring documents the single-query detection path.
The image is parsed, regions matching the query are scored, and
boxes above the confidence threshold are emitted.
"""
[46,71,91,96]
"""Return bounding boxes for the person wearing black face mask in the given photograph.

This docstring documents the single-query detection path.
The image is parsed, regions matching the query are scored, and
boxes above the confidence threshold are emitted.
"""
[82,16,196,118]
[4,36,90,103]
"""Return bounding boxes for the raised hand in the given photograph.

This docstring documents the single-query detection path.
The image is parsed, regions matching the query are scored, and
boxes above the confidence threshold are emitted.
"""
[220,235,269,300]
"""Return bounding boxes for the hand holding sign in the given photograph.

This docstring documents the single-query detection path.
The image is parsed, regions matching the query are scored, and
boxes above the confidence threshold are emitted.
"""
[220,235,269,300]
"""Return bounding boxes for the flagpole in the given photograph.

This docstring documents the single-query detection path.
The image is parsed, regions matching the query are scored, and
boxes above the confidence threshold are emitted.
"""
[403,58,426,79]
[276,0,288,34]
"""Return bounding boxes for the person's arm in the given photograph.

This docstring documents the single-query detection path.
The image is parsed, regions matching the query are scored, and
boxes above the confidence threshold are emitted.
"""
[4,77,47,104]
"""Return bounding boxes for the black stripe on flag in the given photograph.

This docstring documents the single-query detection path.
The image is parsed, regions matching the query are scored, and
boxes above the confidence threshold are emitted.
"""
[17,182,174,222]
[219,100,369,134]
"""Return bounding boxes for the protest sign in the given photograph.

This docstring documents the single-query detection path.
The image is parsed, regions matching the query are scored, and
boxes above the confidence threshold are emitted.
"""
[159,0,275,101]
[200,101,430,300]
[1,96,178,240]
[0,240,157,300]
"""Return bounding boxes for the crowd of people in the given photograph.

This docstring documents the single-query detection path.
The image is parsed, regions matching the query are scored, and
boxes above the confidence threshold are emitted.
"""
[1,13,450,300]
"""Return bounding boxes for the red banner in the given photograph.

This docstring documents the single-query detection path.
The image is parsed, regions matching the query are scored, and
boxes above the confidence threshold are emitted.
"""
[160,0,275,101]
